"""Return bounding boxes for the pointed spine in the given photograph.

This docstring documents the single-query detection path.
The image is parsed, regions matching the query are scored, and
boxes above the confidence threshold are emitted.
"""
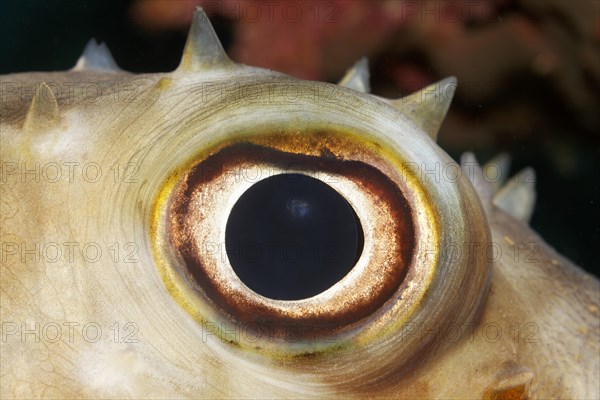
[338,58,370,93]
[485,366,534,399]
[177,7,235,72]
[24,83,60,132]
[493,168,536,223]
[73,39,120,71]
[390,77,457,141]
[483,153,511,194]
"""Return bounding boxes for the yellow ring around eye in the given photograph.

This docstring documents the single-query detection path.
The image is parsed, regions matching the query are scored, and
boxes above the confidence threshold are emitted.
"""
[150,126,441,357]
[168,142,412,335]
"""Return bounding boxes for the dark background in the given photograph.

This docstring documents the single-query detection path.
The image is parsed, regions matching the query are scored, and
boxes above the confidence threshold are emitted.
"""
[1,0,598,276]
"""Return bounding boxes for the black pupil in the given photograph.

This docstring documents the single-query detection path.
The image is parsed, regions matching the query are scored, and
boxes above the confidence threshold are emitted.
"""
[225,173,364,300]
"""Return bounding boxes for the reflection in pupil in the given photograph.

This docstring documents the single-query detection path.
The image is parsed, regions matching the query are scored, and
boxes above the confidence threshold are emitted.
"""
[225,173,364,300]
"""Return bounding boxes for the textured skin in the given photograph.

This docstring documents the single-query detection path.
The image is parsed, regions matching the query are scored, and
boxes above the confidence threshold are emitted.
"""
[1,25,599,399]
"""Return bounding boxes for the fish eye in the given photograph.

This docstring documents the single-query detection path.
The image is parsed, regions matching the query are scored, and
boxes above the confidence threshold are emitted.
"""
[155,131,418,348]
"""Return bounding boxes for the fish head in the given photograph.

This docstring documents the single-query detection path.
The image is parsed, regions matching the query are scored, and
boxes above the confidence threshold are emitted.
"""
[1,8,598,400]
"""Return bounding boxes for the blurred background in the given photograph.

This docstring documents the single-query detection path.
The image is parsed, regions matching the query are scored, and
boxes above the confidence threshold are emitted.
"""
[1,0,598,276]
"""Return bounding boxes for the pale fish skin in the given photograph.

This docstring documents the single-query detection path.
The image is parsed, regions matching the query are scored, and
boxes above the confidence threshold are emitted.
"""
[1,8,598,400]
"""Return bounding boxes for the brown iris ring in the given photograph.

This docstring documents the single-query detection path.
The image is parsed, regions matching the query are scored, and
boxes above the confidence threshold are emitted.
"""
[167,135,415,341]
